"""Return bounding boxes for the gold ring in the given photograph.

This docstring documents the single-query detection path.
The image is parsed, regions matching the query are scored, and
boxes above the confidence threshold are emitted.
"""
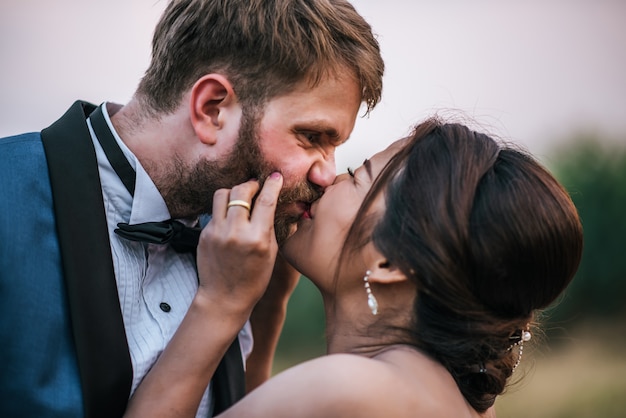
[227,199,251,211]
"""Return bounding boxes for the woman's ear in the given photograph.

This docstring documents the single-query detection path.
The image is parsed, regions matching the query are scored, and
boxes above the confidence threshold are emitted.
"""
[189,74,238,145]
[367,257,408,284]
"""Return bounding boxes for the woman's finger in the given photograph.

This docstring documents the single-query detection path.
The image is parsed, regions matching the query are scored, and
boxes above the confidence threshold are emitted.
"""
[225,179,260,221]
[249,172,283,230]
[211,188,231,222]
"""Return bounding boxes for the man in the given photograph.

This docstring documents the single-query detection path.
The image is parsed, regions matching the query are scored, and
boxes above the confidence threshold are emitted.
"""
[0,0,383,417]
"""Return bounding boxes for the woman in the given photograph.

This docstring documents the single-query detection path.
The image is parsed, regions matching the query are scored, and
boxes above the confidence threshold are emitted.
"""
[126,118,583,417]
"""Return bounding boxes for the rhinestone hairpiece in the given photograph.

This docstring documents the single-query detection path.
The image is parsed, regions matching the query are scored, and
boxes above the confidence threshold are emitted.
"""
[507,328,532,372]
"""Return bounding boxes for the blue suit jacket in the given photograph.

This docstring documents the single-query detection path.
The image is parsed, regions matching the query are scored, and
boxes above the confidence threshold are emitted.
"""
[0,101,244,417]
[0,101,132,417]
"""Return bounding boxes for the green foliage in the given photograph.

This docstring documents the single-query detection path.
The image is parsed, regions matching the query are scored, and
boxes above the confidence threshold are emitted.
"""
[273,277,326,372]
[548,134,626,320]
[550,384,626,418]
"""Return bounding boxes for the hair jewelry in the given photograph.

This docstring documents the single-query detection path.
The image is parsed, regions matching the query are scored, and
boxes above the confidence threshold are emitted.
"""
[507,327,532,372]
[363,270,379,315]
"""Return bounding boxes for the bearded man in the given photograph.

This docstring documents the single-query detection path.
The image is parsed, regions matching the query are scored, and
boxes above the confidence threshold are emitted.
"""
[0,1,383,417]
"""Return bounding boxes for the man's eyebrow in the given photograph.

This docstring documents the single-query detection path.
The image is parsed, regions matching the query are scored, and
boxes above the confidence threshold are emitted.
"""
[321,127,341,144]
[326,128,342,145]
[295,122,341,143]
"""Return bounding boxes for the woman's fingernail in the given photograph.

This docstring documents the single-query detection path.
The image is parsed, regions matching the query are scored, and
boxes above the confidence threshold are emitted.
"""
[270,172,282,179]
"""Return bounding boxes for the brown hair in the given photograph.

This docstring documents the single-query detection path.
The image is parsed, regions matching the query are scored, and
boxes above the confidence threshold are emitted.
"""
[341,118,583,412]
[136,0,383,114]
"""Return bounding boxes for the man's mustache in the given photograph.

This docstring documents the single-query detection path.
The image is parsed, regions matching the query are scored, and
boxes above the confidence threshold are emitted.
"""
[277,181,323,206]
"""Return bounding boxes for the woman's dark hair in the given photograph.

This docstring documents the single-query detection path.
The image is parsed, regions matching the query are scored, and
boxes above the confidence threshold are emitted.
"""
[340,118,583,412]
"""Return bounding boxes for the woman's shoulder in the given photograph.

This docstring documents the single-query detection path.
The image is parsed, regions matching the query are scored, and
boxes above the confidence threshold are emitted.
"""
[320,350,483,417]
[221,350,478,417]
[223,354,393,417]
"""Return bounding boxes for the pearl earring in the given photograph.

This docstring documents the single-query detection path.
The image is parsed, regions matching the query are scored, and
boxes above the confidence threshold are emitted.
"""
[363,270,379,315]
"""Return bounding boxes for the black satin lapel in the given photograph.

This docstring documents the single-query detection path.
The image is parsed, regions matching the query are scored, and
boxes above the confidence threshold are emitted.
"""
[41,101,132,418]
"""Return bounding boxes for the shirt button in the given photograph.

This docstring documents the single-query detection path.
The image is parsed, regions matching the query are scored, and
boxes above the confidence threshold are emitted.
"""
[159,302,171,313]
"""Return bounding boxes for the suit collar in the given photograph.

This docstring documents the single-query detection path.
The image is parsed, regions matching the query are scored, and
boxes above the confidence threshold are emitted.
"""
[41,101,132,418]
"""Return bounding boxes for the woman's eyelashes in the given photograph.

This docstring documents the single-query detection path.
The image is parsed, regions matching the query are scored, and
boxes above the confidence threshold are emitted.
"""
[347,167,355,177]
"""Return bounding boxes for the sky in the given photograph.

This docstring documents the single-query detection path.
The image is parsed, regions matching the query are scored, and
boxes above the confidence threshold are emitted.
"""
[1,0,625,170]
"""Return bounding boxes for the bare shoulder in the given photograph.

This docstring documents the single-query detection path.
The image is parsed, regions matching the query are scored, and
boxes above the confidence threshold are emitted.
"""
[219,354,384,417]
[219,351,479,418]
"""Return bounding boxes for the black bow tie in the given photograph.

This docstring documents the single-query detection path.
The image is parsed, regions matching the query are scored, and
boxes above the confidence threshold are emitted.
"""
[115,220,201,253]
[89,105,201,253]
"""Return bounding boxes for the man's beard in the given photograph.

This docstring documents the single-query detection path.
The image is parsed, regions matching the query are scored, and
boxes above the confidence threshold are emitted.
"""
[159,108,322,245]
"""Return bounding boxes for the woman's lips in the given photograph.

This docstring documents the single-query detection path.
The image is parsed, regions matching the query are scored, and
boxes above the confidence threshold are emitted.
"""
[294,201,313,219]
[304,201,317,219]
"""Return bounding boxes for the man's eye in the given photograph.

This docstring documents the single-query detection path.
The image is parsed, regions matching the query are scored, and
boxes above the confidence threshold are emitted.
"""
[347,167,354,177]
[302,132,319,143]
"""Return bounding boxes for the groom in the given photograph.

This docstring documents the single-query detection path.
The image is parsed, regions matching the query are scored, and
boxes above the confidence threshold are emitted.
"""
[0,1,383,417]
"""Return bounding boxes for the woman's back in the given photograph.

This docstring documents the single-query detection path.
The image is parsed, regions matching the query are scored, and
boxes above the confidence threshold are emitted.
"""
[220,346,490,417]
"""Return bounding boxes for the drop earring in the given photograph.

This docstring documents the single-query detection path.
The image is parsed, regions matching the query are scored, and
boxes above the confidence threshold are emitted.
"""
[363,270,379,315]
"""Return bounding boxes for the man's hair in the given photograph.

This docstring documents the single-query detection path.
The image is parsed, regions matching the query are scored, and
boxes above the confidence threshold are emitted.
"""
[136,0,384,114]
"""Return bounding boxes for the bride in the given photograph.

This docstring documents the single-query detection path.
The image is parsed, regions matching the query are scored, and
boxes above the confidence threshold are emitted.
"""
[125,117,583,417]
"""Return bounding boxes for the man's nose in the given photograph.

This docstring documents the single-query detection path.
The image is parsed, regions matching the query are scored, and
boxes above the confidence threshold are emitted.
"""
[307,152,336,189]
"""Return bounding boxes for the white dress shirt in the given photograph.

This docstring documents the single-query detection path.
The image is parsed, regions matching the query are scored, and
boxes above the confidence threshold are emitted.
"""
[87,103,252,417]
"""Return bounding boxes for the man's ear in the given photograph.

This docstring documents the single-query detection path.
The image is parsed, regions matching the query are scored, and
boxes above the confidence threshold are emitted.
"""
[189,74,238,145]
[367,257,408,284]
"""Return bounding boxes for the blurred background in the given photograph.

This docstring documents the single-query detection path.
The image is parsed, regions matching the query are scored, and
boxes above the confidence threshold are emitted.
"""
[1,1,624,416]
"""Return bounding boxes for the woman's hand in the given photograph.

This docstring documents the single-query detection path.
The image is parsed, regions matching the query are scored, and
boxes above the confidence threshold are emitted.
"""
[196,172,284,320]
[124,173,284,418]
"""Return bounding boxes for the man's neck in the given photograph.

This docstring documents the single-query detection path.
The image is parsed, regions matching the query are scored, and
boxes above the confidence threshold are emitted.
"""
[109,100,175,192]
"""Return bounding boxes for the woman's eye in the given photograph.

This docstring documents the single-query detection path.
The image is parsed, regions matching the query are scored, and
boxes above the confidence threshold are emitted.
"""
[347,167,355,177]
